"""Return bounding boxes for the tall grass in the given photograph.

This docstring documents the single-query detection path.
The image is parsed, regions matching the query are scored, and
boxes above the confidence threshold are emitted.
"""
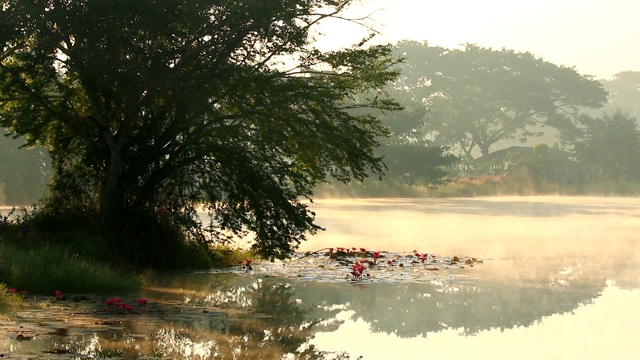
[0,283,20,313]
[0,242,141,295]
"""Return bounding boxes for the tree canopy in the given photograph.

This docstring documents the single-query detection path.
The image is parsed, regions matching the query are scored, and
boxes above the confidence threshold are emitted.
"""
[391,41,608,159]
[0,0,400,263]
[600,71,640,118]
[572,110,640,181]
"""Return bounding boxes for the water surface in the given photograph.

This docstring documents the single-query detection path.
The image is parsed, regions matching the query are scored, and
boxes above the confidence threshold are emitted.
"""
[2,196,639,359]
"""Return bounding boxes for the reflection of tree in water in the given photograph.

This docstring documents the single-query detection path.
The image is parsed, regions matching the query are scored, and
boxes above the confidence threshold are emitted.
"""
[11,266,612,358]
[293,273,606,337]
[146,274,343,359]
[225,280,325,356]
[12,275,342,359]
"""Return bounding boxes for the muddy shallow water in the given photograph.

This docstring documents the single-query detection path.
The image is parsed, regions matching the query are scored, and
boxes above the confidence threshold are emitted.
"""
[2,196,639,359]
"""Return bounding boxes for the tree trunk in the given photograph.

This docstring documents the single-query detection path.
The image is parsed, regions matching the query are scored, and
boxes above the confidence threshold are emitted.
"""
[100,147,123,225]
[478,143,490,158]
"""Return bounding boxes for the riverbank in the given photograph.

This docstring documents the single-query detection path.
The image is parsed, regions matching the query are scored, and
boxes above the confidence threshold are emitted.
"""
[314,176,640,199]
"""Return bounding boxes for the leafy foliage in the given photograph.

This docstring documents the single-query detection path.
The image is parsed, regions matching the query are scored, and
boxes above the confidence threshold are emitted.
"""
[378,141,457,186]
[599,71,640,118]
[572,111,640,181]
[0,0,400,263]
[391,41,608,159]
[372,81,459,186]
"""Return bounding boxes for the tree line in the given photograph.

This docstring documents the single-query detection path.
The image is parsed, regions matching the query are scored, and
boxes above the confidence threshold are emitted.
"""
[380,41,640,186]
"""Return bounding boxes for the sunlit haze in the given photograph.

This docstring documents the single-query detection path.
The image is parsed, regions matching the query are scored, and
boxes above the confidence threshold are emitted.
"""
[316,0,640,79]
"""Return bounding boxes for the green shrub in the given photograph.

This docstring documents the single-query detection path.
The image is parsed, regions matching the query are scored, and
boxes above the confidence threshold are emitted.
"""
[207,245,256,267]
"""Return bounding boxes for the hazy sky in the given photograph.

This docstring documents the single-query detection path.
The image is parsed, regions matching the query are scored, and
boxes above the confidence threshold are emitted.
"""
[317,0,640,80]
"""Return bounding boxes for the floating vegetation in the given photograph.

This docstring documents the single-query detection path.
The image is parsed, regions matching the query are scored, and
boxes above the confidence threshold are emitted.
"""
[211,248,484,284]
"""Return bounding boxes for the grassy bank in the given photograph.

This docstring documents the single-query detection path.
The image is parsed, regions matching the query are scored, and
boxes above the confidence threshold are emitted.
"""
[0,241,142,295]
[0,239,255,313]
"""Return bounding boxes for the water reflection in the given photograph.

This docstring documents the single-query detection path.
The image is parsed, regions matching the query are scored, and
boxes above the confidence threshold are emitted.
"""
[310,283,640,359]
[141,261,615,355]
[2,267,636,359]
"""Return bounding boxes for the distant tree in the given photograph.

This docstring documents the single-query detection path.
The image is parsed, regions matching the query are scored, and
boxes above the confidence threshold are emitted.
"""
[378,140,457,186]
[572,111,640,181]
[600,71,640,118]
[391,41,608,159]
[0,0,400,261]
[0,131,50,205]
[373,89,458,186]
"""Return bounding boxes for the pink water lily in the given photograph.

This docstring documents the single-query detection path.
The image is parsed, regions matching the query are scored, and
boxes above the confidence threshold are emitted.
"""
[106,297,122,306]
[351,263,366,279]
[136,298,148,306]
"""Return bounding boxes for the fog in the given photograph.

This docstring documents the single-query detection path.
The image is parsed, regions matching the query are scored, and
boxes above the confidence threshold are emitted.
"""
[305,196,638,256]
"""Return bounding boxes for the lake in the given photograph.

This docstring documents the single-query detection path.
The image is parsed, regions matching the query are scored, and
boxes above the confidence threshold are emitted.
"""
[2,196,639,359]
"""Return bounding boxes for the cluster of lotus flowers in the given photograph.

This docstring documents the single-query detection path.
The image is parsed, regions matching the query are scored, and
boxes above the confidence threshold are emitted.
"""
[326,247,441,280]
[227,246,480,284]
[104,297,148,313]
[6,288,64,299]
[6,288,29,296]
[328,247,381,259]
[236,258,253,270]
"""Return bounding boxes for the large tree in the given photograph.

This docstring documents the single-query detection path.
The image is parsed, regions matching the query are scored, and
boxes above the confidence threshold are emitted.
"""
[0,0,400,261]
[392,41,608,159]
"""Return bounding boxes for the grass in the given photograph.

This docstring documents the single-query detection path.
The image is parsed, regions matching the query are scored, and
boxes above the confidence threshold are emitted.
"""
[0,241,142,295]
[0,238,254,316]
[0,283,21,314]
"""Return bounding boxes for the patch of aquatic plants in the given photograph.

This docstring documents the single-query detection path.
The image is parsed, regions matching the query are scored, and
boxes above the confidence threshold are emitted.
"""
[223,247,483,284]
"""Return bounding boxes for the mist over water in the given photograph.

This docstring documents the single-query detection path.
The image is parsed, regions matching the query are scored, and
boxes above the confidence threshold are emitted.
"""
[306,196,638,255]
[305,196,640,287]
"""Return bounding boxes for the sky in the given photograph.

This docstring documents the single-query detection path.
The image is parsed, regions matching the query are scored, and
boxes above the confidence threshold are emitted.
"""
[316,0,640,80]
